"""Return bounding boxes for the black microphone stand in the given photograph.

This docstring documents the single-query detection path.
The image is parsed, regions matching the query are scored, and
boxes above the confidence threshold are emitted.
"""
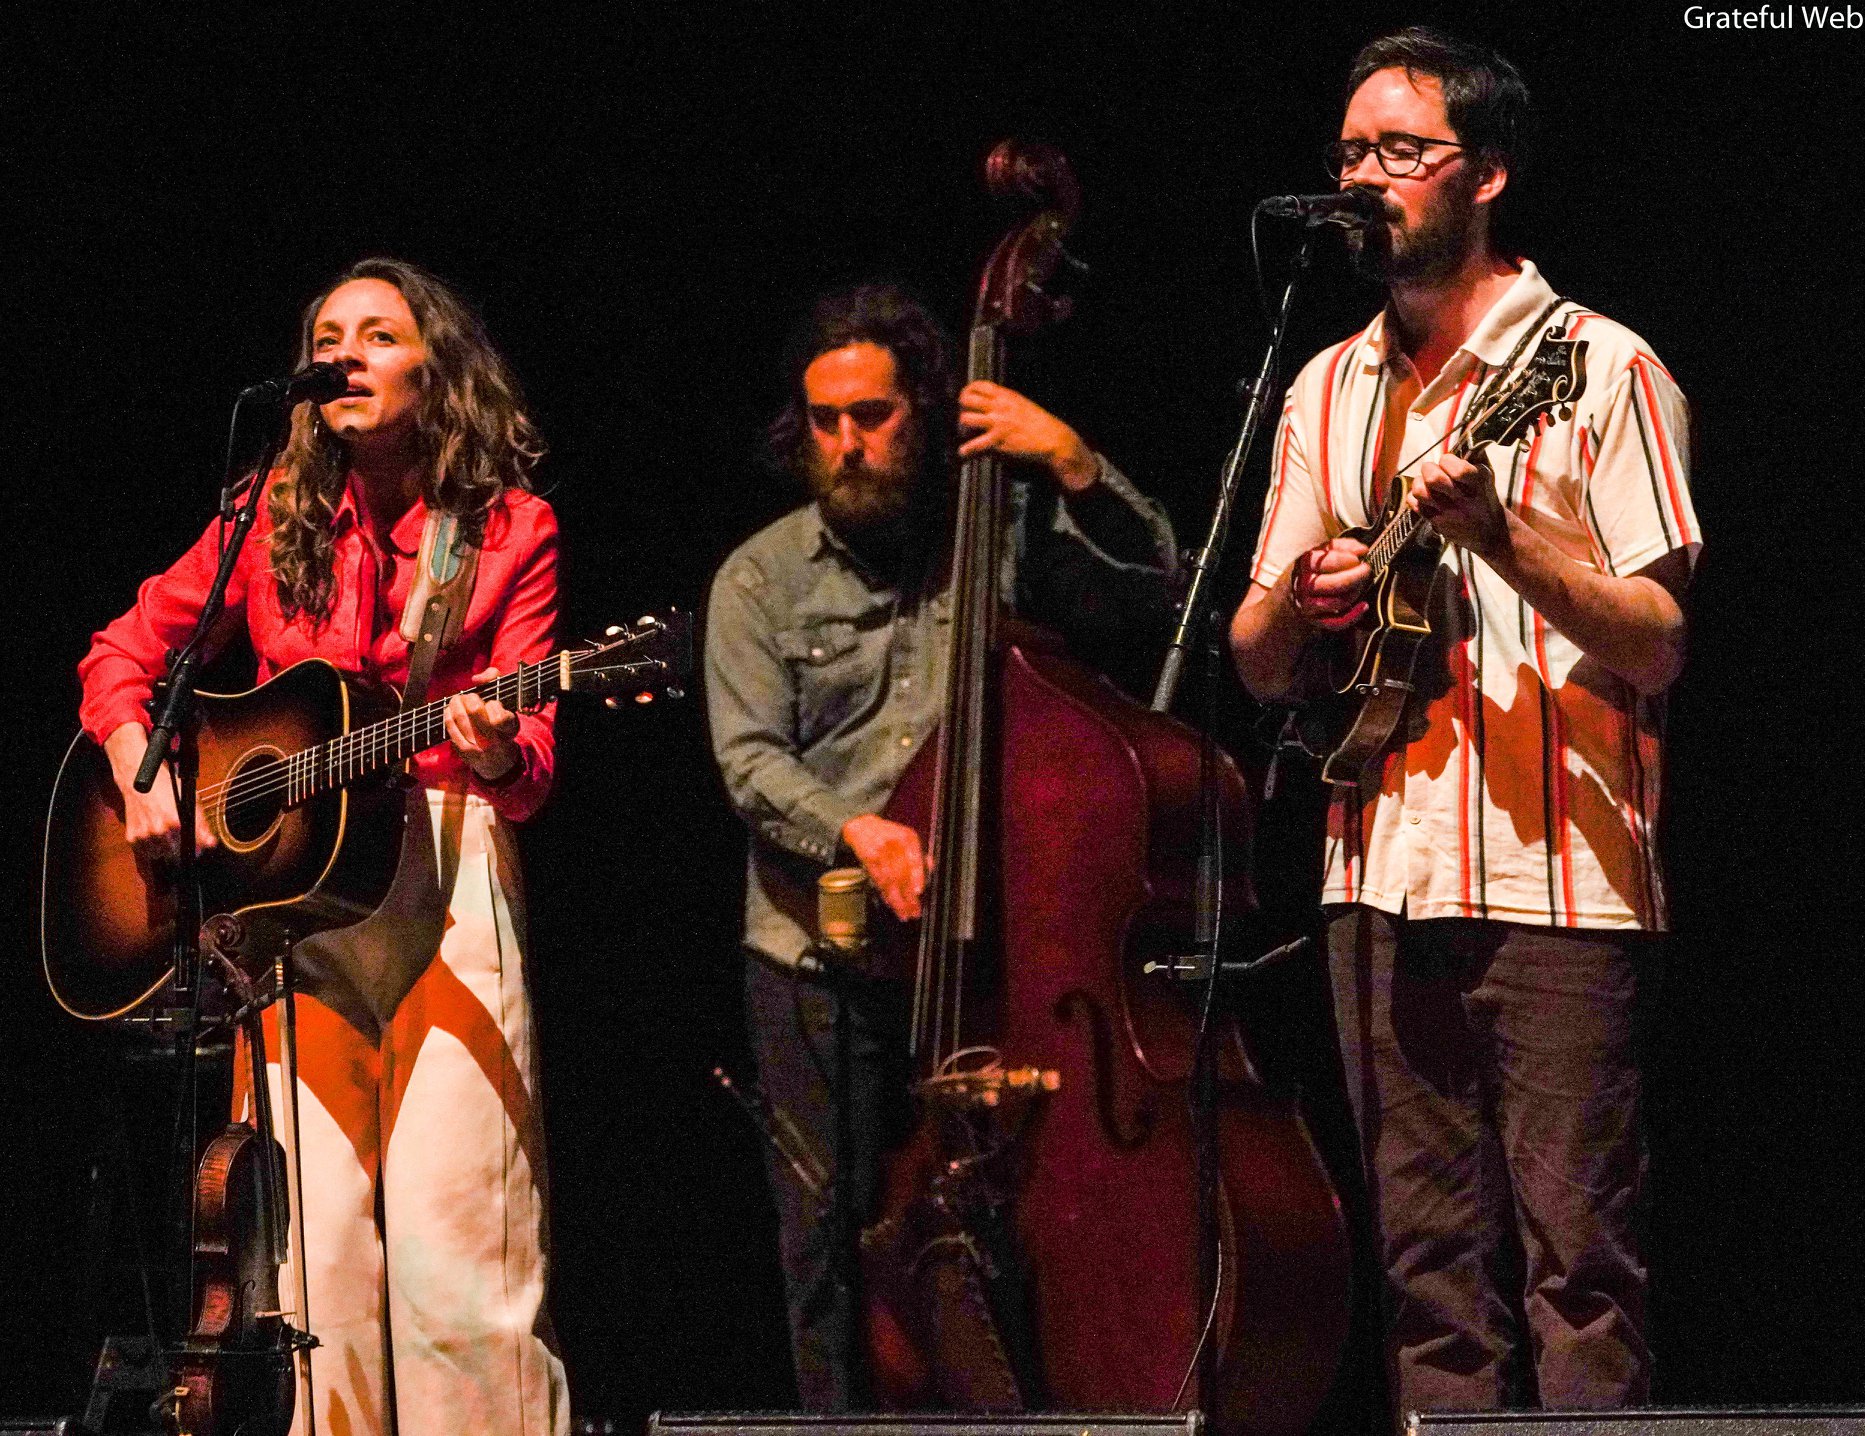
[131,390,297,1340]
[1151,222,1316,717]
[1147,218,1321,1412]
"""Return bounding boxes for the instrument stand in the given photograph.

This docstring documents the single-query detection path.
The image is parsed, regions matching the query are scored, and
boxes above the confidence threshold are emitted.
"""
[74,928,318,1436]
[85,392,315,1435]
[1145,224,1322,1416]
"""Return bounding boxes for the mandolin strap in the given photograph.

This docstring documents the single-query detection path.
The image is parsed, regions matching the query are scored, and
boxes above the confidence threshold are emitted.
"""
[1451,295,1572,455]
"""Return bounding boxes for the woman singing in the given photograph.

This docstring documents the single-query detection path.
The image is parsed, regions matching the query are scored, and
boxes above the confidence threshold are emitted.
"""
[78,257,569,1434]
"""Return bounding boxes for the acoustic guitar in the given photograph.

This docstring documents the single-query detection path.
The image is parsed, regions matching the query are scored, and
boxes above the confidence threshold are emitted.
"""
[42,612,690,1020]
[1302,320,1587,786]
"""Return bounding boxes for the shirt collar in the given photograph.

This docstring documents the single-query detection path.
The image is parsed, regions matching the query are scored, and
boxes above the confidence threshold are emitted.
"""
[1461,260,1558,367]
[1354,260,1558,374]
[331,475,427,555]
[330,481,360,536]
[808,502,847,564]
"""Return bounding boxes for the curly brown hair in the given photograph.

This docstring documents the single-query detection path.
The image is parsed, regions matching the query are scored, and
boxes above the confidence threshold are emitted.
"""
[268,257,544,621]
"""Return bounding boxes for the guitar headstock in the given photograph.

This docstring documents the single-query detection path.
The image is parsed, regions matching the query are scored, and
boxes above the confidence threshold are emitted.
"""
[1467,326,1590,453]
[560,610,692,705]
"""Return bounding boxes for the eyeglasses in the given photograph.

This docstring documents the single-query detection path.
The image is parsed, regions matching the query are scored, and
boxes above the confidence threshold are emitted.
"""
[1325,133,1466,180]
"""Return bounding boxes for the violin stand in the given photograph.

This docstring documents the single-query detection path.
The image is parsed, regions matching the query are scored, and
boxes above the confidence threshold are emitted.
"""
[72,920,318,1436]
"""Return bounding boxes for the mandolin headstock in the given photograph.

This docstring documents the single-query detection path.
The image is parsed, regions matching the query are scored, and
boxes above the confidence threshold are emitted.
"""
[1468,325,1590,453]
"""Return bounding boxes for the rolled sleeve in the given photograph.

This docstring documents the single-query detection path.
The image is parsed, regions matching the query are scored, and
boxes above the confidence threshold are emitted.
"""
[78,517,253,745]
[1248,394,1328,590]
[705,558,860,864]
[465,499,560,823]
[1052,454,1178,574]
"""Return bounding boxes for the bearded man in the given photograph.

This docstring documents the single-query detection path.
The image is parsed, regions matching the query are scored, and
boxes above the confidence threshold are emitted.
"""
[706,282,1176,1408]
[1230,28,1700,1416]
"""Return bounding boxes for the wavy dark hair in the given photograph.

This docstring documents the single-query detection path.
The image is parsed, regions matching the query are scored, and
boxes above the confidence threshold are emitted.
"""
[1347,26,1535,248]
[764,282,958,482]
[268,257,544,621]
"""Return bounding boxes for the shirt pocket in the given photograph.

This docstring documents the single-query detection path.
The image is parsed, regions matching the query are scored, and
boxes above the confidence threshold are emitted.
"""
[778,619,880,749]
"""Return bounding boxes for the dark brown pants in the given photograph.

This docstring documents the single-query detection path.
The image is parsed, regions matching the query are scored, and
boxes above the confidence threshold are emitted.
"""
[1326,908,1658,1416]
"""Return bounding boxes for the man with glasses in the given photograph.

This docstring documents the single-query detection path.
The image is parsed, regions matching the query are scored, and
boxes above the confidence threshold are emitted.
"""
[1230,27,1699,1415]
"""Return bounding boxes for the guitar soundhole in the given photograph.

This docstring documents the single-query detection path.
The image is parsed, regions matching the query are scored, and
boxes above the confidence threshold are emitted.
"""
[217,747,288,850]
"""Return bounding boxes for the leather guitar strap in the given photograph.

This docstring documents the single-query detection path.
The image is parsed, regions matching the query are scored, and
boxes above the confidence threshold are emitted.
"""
[398,510,481,710]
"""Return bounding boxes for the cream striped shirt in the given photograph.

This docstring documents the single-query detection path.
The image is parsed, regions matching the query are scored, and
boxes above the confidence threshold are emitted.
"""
[1250,263,1700,929]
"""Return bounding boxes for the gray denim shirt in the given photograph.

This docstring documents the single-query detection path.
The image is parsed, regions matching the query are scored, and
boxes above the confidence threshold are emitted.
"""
[706,456,1176,966]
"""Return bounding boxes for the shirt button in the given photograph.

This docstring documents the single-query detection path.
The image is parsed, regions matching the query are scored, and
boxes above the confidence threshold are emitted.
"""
[809,646,824,659]
[897,677,911,689]
[898,735,913,748]
[1407,812,1421,825]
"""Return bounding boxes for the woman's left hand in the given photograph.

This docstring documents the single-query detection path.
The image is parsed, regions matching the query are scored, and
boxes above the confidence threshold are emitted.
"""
[446,666,521,781]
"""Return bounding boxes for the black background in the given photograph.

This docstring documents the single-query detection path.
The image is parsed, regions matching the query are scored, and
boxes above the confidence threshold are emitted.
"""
[4,1,1860,1425]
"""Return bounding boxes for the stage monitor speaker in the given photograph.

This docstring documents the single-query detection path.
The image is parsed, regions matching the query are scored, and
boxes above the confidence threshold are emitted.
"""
[648,1414,1204,1436]
[1408,1410,1865,1436]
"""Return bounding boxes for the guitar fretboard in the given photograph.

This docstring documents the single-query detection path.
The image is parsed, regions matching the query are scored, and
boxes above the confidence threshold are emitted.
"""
[279,661,563,806]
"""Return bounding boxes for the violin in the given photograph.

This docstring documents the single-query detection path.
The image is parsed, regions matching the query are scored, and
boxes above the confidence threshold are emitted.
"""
[164,923,302,1436]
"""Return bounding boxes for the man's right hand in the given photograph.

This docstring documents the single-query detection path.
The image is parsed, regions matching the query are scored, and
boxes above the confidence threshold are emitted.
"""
[104,722,217,861]
[1289,537,1373,631]
[840,813,927,921]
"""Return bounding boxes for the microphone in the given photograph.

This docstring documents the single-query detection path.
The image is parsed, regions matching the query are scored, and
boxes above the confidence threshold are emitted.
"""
[1259,187,1388,228]
[794,867,872,979]
[239,361,350,406]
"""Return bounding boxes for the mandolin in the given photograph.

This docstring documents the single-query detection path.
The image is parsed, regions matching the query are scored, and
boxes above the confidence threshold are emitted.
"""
[1301,319,1587,785]
[42,612,690,1020]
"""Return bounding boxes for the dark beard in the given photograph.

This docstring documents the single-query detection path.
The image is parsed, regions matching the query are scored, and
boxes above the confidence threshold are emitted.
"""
[801,442,940,572]
[1347,170,1482,286]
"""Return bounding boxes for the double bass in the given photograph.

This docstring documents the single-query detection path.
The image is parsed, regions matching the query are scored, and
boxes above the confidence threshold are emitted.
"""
[861,142,1351,1435]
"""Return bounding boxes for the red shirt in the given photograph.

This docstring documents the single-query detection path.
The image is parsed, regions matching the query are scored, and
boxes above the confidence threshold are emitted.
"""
[79,479,560,822]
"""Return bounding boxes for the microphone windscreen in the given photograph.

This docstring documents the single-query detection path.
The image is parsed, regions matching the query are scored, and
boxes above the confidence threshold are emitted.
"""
[817,867,870,952]
[296,361,351,403]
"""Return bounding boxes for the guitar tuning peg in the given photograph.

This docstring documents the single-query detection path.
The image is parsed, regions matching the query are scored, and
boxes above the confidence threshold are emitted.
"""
[605,625,624,638]
[634,692,654,705]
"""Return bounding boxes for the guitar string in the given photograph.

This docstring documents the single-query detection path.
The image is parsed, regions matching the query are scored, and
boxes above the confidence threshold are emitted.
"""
[1365,380,1511,572]
[1363,309,1573,576]
[205,658,640,812]
[202,666,545,812]
[207,659,619,814]
[203,644,660,815]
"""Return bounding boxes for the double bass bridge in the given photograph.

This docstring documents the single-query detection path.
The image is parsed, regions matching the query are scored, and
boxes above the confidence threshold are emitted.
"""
[917,1048,1061,1113]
